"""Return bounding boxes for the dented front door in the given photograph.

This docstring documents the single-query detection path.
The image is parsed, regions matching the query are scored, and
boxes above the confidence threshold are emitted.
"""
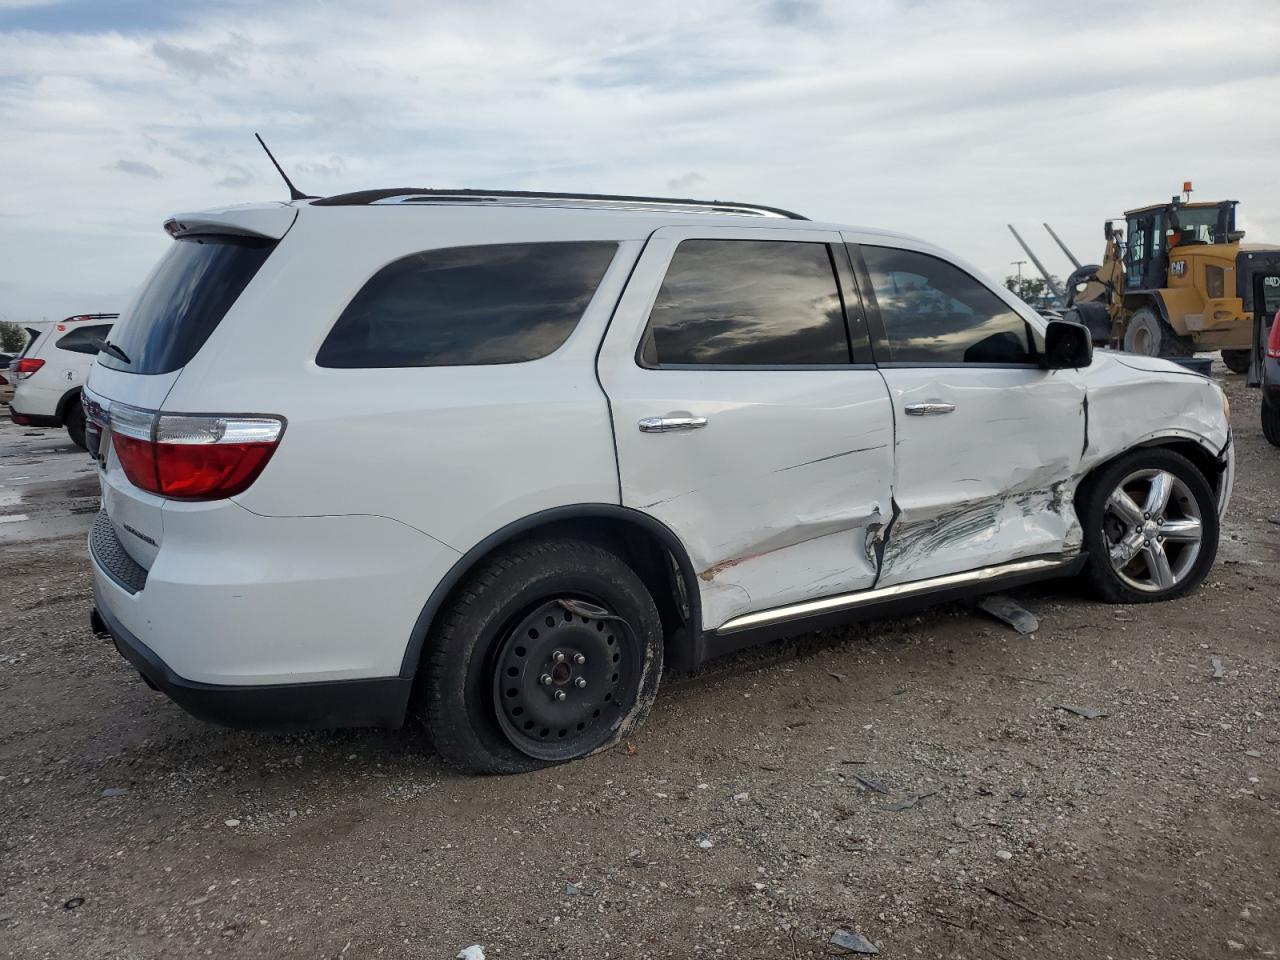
[597,226,894,630]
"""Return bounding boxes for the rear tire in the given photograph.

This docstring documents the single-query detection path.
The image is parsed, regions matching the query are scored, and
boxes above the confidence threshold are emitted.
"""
[1123,307,1194,358]
[65,397,87,450]
[1220,349,1251,374]
[421,538,663,774]
[1263,396,1280,447]
[1078,448,1218,604]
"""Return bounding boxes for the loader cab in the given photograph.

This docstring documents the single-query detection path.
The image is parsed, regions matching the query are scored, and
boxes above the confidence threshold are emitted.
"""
[1124,200,1238,291]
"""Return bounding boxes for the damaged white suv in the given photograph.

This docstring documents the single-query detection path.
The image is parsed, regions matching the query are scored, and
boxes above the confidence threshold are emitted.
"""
[86,189,1233,773]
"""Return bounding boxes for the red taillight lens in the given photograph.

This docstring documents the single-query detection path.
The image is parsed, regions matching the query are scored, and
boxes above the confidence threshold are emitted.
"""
[108,405,283,500]
[13,357,44,379]
[1267,309,1280,360]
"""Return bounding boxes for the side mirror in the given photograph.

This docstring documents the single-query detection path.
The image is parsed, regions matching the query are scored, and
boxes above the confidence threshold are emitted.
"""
[1104,220,1114,240]
[1042,319,1093,370]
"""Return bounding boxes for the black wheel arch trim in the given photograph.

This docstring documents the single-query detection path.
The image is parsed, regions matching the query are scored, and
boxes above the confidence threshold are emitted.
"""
[398,503,703,679]
[56,386,82,422]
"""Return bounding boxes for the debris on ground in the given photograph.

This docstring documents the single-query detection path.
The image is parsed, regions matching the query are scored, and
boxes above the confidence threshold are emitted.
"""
[100,787,128,798]
[882,789,938,812]
[62,898,84,911]
[697,838,713,849]
[852,774,889,794]
[1212,657,1226,679]
[829,671,848,681]
[456,946,485,960]
[830,929,880,954]
[975,594,1039,634]
[995,849,1014,860]
[564,881,581,897]
[1058,704,1108,719]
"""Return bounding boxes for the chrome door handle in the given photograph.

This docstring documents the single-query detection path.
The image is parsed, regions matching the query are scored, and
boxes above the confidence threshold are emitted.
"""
[638,416,708,433]
[904,402,956,416]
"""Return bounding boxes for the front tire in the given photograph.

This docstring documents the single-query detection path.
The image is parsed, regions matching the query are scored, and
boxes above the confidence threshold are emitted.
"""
[1079,448,1218,604]
[65,397,87,450]
[1221,349,1251,374]
[1123,307,1194,357]
[421,538,663,774]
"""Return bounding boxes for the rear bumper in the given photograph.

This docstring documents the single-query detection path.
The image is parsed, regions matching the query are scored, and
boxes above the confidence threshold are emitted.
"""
[93,592,412,730]
[8,409,60,427]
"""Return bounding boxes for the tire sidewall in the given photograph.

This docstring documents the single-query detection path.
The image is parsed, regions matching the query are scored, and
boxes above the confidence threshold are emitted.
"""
[1123,309,1162,356]
[428,541,663,774]
[1081,448,1219,603]
[65,398,87,450]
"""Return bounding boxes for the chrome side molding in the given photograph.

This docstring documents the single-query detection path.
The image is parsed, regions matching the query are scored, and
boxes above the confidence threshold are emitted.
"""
[714,556,1075,635]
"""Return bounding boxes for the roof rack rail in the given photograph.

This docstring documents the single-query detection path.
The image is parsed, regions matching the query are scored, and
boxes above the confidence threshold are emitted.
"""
[311,188,807,220]
[62,313,120,322]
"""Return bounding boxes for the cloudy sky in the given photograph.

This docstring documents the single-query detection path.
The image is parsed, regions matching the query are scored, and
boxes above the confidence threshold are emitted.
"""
[1,0,1277,322]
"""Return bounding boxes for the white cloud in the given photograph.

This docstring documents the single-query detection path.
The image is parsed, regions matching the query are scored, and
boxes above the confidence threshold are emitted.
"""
[0,0,1277,321]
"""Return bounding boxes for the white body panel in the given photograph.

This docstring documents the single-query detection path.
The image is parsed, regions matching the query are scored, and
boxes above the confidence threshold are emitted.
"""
[85,197,1233,695]
[10,317,114,421]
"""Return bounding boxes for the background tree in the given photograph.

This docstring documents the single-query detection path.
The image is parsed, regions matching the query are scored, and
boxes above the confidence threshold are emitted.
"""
[0,321,26,353]
[1004,274,1060,308]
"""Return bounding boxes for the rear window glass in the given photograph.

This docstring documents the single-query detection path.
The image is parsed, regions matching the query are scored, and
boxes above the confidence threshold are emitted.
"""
[56,323,112,356]
[316,242,617,368]
[99,235,276,375]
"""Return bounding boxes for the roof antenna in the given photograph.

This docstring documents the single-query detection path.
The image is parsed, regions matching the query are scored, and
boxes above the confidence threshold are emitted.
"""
[254,132,314,201]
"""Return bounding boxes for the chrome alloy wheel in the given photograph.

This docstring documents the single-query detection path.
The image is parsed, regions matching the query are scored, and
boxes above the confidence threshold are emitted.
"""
[1102,468,1203,593]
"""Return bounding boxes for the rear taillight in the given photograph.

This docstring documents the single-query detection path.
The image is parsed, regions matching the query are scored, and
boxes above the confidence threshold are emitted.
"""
[13,357,44,379]
[1268,309,1280,360]
[108,403,284,500]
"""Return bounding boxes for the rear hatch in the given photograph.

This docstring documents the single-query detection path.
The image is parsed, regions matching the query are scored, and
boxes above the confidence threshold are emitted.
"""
[86,203,296,573]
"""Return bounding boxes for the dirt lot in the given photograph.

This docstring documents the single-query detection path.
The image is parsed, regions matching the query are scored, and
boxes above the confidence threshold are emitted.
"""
[1,364,1277,960]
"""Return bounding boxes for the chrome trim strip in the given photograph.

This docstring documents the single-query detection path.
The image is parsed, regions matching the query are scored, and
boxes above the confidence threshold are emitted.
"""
[714,557,1074,635]
[369,194,789,218]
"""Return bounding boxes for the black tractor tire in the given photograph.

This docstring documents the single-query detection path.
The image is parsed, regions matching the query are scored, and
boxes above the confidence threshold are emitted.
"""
[421,538,663,774]
[1064,301,1112,345]
[1064,263,1102,307]
[1263,396,1280,447]
[1123,306,1195,357]
[1220,349,1251,375]
[65,397,87,450]
[1078,447,1219,605]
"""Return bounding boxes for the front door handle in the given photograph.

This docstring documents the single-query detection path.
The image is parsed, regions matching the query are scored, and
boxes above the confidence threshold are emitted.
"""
[904,402,956,416]
[638,416,708,433]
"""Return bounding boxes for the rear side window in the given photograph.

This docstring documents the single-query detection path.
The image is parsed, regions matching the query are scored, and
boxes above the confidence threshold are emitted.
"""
[99,235,277,375]
[317,242,617,368]
[639,240,850,366]
[56,324,112,356]
[860,245,1032,364]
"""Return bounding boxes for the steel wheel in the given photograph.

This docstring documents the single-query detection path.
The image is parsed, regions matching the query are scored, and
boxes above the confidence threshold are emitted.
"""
[1102,468,1203,593]
[1129,324,1154,356]
[492,597,638,761]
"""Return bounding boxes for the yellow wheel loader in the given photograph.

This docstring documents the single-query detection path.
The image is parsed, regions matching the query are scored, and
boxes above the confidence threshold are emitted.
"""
[1064,187,1280,371]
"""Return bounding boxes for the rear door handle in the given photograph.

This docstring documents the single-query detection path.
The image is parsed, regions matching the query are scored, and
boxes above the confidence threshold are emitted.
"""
[904,402,956,416]
[638,416,708,433]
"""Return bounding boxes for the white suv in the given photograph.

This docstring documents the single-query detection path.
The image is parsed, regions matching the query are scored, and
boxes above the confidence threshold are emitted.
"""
[10,313,117,448]
[85,190,1233,772]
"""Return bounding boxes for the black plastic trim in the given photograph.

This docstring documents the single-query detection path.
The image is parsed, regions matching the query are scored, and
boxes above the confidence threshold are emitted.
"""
[700,554,1087,661]
[95,590,411,730]
[8,410,61,427]
[397,504,704,677]
[311,188,808,221]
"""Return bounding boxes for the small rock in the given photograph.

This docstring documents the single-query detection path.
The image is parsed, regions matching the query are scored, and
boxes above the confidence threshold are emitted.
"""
[830,929,879,954]
[457,947,486,960]
[996,850,1014,861]
[1212,657,1226,679]
[224,819,241,828]
[100,787,129,798]
[698,839,714,849]
[733,792,749,802]
[1227,941,1245,951]
[62,897,85,911]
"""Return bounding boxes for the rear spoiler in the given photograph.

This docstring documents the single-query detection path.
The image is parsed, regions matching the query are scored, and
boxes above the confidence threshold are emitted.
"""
[164,203,298,241]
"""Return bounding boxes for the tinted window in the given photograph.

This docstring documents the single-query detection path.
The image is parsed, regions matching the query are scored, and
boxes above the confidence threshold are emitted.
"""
[56,324,112,356]
[317,242,616,368]
[639,240,850,366]
[100,235,277,375]
[860,246,1032,364]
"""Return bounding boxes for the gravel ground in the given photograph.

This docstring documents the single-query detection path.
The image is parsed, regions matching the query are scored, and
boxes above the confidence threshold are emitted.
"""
[1,363,1276,960]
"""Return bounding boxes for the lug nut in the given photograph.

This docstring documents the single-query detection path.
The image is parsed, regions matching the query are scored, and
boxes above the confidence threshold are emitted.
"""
[554,690,567,701]
[551,650,565,663]
[573,653,586,665]
[540,674,553,686]
[575,677,587,689]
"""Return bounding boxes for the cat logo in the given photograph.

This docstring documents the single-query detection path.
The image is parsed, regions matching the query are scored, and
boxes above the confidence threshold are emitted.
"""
[1170,260,1187,277]
[1264,275,1280,288]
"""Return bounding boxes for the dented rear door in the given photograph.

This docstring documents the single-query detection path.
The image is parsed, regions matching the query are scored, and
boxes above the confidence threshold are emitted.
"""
[597,226,894,631]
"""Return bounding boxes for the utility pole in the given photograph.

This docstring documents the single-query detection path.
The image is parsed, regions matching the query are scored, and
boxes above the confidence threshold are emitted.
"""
[1011,260,1027,279]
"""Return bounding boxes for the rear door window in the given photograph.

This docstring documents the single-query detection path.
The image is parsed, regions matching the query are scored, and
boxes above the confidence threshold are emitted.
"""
[859,245,1033,364]
[56,324,113,356]
[99,235,277,375]
[638,239,852,366]
[317,242,617,368]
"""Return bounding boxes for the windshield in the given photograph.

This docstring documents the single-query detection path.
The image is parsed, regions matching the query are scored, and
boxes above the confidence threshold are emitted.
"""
[1169,208,1220,245]
[99,234,276,375]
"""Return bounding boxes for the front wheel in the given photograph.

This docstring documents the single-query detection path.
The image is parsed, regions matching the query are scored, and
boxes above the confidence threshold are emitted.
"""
[421,539,663,774]
[1220,349,1251,375]
[1079,448,1219,604]
[1123,307,1194,357]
